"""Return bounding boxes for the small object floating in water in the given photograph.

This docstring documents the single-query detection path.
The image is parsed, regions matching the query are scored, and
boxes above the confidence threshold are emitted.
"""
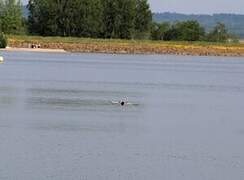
[0,56,3,63]
[111,99,139,106]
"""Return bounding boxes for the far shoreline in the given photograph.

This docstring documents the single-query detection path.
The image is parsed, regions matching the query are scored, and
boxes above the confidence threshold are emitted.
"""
[3,35,244,57]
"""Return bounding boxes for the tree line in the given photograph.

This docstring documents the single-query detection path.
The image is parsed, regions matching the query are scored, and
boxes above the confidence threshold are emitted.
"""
[151,21,235,42]
[28,0,152,39]
[0,0,238,43]
[153,12,244,38]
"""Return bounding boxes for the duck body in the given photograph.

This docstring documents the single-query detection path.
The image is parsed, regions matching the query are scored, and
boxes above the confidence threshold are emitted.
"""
[110,99,139,106]
[111,100,128,106]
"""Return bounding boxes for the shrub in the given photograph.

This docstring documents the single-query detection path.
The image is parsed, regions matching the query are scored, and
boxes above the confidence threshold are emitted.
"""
[0,33,7,48]
[206,23,229,42]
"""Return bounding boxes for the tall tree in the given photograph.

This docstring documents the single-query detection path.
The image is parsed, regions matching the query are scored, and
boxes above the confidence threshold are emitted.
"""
[28,0,53,35]
[0,0,23,34]
[114,0,136,39]
[175,20,205,41]
[102,0,118,38]
[28,0,152,39]
[151,22,170,40]
[134,0,152,39]
[102,0,136,39]
[207,22,229,42]
[28,0,103,37]
[74,0,103,37]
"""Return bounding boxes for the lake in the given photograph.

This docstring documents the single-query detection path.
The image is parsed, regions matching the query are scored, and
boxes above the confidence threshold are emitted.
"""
[0,51,244,180]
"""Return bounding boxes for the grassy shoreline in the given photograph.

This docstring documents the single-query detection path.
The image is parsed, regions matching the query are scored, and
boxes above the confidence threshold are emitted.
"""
[7,35,244,57]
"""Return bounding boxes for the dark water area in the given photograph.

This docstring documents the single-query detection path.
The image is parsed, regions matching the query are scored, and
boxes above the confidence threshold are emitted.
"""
[0,51,244,180]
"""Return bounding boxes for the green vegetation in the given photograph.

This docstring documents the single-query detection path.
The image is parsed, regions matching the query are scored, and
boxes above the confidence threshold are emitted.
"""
[173,21,205,41]
[0,33,7,48]
[0,0,241,46]
[7,35,244,57]
[0,0,26,34]
[151,20,233,42]
[153,12,244,38]
[134,0,152,39]
[102,0,136,39]
[8,34,244,47]
[28,0,152,39]
[206,22,230,42]
[28,0,104,37]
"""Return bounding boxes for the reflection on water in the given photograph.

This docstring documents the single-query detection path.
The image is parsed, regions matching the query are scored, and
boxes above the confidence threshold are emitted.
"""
[27,87,141,111]
[0,52,244,180]
[0,87,143,118]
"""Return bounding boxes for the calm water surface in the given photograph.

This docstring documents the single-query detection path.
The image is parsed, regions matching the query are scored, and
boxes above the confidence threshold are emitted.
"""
[0,51,244,180]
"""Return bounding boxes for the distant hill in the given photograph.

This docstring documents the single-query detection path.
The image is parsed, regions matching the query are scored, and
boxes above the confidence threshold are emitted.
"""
[153,12,244,38]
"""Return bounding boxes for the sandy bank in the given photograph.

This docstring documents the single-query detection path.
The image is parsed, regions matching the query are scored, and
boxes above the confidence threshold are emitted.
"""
[0,47,66,53]
[6,36,244,57]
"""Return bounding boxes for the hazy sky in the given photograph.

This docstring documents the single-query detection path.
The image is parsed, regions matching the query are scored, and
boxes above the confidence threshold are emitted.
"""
[21,0,244,14]
[150,0,244,14]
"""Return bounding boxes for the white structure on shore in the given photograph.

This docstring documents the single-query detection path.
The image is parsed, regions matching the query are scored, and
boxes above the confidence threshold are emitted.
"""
[0,56,4,63]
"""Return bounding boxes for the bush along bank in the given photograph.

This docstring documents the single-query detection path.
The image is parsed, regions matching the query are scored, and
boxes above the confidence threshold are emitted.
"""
[0,33,7,48]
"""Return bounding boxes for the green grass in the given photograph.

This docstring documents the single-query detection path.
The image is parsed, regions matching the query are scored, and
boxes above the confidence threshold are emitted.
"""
[8,35,244,47]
